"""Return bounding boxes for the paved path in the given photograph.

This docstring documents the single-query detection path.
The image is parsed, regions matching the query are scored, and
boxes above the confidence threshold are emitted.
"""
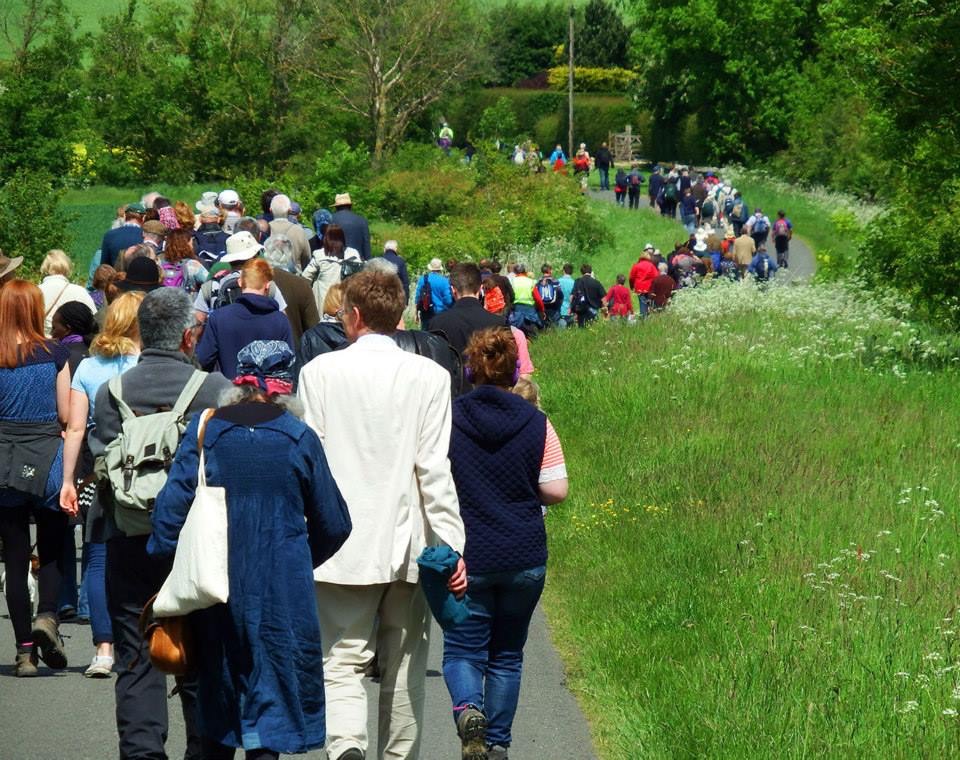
[586,187,816,281]
[0,554,596,760]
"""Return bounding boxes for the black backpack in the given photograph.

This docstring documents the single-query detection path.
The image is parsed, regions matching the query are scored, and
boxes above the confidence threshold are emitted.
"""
[340,258,364,280]
[212,271,242,309]
[418,275,434,314]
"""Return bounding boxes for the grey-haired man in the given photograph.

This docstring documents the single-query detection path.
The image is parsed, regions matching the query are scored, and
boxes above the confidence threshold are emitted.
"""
[92,289,231,760]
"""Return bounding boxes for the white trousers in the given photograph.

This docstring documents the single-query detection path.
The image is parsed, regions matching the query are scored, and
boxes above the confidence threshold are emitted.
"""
[315,580,430,760]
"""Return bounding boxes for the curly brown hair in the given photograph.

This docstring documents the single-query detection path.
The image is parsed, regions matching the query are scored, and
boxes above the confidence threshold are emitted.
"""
[464,327,519,387]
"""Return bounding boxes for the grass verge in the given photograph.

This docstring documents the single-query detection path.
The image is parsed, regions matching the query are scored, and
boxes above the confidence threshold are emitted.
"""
[535,278,960,758]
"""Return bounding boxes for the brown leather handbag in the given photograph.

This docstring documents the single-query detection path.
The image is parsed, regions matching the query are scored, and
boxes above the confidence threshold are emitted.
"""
[139,593,193,675]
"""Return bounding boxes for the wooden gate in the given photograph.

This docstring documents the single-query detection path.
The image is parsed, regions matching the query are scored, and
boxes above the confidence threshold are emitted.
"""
[609,125,643,163]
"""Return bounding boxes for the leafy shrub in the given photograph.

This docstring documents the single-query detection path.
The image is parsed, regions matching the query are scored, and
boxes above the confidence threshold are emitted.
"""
[374,167,475,226]
[0,170,76,277]
[546,67,639,93]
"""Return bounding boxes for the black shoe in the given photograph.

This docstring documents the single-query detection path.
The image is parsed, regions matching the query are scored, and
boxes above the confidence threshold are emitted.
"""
[457,706,487,760]
[336,748,364,760]
[31,614,67,670]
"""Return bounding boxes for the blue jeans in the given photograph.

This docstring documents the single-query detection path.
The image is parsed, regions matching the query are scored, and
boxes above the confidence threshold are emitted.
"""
[598,167,609,190]
[58,525,79,613]
[84,541,112,644]
[442,565,546,748]
[637,293,651,318]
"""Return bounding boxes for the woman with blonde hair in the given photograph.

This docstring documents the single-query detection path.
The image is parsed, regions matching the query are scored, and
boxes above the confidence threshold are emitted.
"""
[196,258,294,379]
[297,281,348,367]
[0,280,72,676]
[39,249,96,336]
[60,290,143,677]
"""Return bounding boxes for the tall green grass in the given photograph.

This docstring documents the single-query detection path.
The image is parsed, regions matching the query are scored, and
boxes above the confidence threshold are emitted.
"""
[535,277,960,757]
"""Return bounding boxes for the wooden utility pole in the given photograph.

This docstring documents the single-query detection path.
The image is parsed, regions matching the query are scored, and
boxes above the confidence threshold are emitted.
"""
[568,5,574,159]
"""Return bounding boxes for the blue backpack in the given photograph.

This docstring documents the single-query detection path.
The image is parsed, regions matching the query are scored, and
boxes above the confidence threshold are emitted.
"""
[537,278,559,307]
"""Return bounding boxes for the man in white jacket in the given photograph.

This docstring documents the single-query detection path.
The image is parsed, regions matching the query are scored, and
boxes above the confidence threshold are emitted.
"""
[298,268,467,760]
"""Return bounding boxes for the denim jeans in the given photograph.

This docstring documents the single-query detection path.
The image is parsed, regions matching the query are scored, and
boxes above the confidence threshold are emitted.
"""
[442,565,546,748]
[84,541,111,644]
[598,167,609,190]
[637,293,651,318]
[58,524,79,613]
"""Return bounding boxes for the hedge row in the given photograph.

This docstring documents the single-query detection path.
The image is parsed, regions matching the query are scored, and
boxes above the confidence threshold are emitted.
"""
[441,88,652,156]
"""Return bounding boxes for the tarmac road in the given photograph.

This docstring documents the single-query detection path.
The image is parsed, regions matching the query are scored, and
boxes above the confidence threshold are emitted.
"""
[0,556,596,760]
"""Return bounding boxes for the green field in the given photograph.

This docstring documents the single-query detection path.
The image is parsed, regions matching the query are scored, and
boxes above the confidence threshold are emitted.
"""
[533,196,960,757]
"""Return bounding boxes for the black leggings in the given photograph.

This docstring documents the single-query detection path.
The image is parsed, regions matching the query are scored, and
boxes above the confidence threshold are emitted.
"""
[201,738,278,760]
[0,503,67,644]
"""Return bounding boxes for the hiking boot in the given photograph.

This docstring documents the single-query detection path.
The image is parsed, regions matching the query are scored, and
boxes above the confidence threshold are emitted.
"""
[335,749,364,760]
[456,706,487,760]
[487,746,508,760]
[14,647,38,678]
[84,654,114,678]
[31,614,67,670]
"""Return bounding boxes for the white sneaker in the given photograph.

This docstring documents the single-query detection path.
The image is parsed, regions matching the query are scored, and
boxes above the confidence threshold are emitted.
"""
[84,655,114,678]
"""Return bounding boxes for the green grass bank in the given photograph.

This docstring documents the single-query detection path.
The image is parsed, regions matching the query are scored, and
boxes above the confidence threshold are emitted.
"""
[532,196,960,758]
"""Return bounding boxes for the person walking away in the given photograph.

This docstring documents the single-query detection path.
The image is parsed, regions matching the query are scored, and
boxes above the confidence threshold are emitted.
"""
[193,207,230,268]
[748,245,779,283]
[772,210,793,268]
[149,342,352,760]
[438,122,454,155]
[603,274,634,320]
[298,269,467,760]
[268,194,312,271]
[382,240,410,302]
[680,188,699,234]
[613,169,627,207]
[100,203,145,269]
[429,263,505,356]
[39,249,97,337]
[728,192,749,237]
[0,281,72,676]
[91,288,231,759]
[196,259,295,380]
[570,264,606,327]
[650,263,676,310]
[627,164,644,210]
[160,229,208,293]
[732,229,757,280]
[746,209,771,250]
[648,165,664,209]
[49,302,97,623]
[594,142,613,191]
[443,327,568,760]
[558,264,576,327]
[547,144,566,167]
[508,265,545,334]
[415,258,454,330]
[262,235,320,346]
[628,246,659,317]
[60,291,143,678]
[301,223,362,314]
[330,193,372,262]
[536,265,563,326]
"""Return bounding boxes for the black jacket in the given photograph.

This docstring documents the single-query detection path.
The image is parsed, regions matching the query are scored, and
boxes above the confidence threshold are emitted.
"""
[428,297,505,356]
[595,147,613,169]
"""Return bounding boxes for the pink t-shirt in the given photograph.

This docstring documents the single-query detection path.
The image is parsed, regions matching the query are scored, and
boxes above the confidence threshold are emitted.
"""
[510,326,535,375]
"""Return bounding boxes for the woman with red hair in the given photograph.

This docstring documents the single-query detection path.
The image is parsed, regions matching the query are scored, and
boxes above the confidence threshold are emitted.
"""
[0,280,72,676]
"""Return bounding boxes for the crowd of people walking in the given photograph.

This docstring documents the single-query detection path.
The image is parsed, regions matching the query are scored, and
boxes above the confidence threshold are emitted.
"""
[0,186,569,760]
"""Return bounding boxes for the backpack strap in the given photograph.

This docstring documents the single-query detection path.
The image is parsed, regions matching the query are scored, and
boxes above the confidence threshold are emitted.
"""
[107,374,137,423]
[171,370,208,423]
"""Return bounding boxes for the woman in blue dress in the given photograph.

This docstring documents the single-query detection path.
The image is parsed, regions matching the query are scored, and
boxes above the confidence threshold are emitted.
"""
[0,280,72,676]
[148,341,352,759]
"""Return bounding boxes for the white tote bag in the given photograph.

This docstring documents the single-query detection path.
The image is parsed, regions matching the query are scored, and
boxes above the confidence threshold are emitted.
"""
[154,410,229,617]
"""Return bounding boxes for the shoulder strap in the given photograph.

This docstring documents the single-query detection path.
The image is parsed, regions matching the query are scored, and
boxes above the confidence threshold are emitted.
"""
[45,281,72,318]
[107,374,137,423]
[171,370,208,421]
[196,408,215,488]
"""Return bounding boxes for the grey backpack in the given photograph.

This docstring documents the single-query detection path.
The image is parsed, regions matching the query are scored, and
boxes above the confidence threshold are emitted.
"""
[98,370,207,536]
